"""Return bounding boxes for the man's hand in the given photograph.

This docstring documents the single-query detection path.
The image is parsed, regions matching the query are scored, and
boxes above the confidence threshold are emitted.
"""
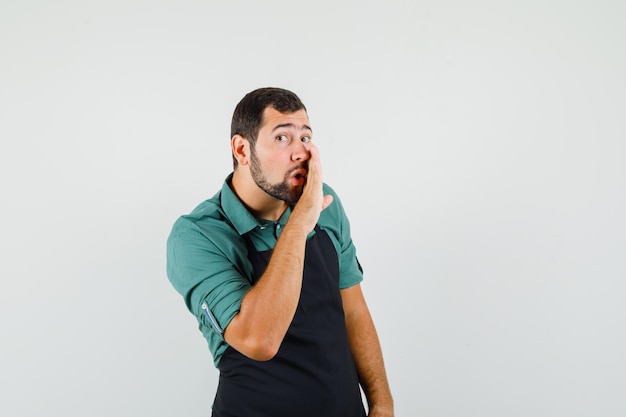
[290,142,333,233]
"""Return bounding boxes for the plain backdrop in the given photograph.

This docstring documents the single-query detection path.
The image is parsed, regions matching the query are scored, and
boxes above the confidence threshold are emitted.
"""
[1,1,625,416]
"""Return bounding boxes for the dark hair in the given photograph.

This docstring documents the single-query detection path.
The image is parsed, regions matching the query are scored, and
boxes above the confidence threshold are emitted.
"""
[231,87,307,167]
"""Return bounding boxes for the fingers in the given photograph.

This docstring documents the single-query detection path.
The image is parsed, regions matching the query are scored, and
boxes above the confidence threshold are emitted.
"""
[303,142,321,175]
[304,142,333,211]
[302,142,321,188]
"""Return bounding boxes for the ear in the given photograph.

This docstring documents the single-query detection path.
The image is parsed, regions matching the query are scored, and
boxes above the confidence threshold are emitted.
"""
[231,134,250,166]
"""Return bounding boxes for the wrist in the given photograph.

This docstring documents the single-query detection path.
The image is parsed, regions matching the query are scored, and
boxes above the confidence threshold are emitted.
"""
[279,220,310,241]
[283,212,315,236]
[367,394,394,417]
[368,404,394,417]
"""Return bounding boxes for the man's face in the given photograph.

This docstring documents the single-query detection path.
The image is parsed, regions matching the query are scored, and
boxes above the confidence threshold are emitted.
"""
[249,107,312,204]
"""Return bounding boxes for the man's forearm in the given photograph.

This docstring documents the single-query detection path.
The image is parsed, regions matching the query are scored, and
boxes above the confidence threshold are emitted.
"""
[224,221,309,361]
[342,286,394,416]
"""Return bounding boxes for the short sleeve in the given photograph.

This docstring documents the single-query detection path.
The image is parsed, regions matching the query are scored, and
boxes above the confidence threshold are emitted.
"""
[166,217,251,340]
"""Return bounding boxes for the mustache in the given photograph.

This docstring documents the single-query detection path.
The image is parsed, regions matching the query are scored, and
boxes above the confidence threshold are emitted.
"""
[287,162,308,176]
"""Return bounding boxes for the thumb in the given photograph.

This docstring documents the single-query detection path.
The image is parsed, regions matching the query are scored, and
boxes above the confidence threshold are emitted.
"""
[321,194,334,210]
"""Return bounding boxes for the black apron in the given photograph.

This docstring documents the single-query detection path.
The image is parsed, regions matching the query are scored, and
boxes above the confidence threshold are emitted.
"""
[211,225,365,417]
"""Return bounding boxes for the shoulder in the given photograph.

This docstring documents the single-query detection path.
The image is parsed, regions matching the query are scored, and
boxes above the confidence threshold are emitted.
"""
[170,193,220,235]
[318,183,351,239]
[320,183,348,221]
[322,183,342,202]
[168,191,240,255]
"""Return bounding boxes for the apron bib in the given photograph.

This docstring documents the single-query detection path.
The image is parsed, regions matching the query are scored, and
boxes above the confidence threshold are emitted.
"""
[211,225,365,417]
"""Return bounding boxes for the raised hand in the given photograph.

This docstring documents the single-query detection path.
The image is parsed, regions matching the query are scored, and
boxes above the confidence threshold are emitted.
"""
[290,142,333,233]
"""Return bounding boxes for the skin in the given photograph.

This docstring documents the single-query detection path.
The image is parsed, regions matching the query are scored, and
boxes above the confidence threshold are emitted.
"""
[227,106,393,417]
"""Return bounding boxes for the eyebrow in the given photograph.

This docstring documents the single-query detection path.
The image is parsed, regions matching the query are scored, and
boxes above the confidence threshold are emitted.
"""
[271,123,313,133]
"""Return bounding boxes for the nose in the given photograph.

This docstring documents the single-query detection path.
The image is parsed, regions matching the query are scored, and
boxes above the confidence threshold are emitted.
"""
[292,140,310,162]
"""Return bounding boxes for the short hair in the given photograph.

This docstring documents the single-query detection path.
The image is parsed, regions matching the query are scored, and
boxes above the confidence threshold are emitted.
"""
[231,87,307,168]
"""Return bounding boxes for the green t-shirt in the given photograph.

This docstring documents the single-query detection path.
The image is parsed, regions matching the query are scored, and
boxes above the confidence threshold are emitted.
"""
[166,175,363,367]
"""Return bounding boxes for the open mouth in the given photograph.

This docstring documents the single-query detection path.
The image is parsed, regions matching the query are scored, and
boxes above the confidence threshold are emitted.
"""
[291,169,307,185]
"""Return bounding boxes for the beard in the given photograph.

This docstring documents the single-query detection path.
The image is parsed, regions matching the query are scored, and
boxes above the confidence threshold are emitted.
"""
[249,149,304,205]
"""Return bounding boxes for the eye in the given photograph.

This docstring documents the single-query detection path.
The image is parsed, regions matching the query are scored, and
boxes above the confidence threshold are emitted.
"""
[275,134,289,143]
[301,136,311,143]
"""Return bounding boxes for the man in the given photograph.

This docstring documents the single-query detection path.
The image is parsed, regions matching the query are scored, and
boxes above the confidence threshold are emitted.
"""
[167,87,393,417]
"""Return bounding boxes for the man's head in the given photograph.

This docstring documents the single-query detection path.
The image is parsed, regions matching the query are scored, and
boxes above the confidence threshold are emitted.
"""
[231,87,307,168]
[230,88,313,207]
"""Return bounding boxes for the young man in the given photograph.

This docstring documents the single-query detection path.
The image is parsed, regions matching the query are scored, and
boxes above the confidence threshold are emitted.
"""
[167,88,393,417]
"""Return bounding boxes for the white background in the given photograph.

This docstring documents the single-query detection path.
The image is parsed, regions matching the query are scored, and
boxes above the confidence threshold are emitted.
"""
[1,1,625,416]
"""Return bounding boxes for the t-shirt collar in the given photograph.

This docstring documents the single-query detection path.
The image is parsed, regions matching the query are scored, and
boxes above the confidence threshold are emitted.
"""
[219,174,259,236]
